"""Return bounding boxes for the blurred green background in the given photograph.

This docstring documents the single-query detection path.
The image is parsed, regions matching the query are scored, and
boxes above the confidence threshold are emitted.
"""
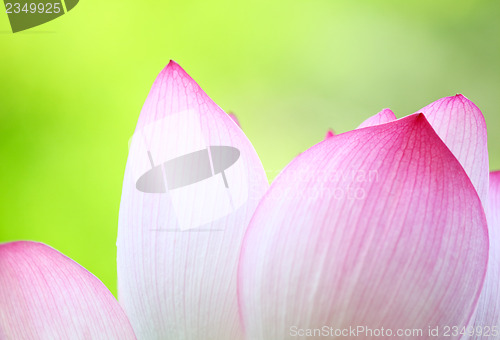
[1,0,499,295]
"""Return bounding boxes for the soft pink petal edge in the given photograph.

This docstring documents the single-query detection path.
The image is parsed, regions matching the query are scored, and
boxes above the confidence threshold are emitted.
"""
[417,94,489,209]
[0,241,136,340]
[357,108,396,128]
[466,171,500,340]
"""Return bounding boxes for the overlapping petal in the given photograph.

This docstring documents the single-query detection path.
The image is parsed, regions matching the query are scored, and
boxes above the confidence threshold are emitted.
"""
[357,108,396,128]
[117,61,268,339]
[466,171,500,339]
[238,114,488,340]
[0,241,135,340]
[417,95,489,208]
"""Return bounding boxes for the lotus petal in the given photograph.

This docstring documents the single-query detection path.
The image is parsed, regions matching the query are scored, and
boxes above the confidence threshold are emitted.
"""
[228,113,241,127]
[117,61,268,339]
[465,171,500,339]
[238,114,488,340]
[325,129,335,139]
[0,241,135,340]
[357,108,396,128]
[417,94,489,207]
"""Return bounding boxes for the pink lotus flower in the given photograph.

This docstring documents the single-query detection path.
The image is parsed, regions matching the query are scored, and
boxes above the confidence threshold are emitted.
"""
[1,61,498,340]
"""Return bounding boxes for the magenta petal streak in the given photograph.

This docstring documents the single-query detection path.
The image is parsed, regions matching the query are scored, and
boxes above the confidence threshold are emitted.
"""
[238,114,488,340]
[0,241,136,339]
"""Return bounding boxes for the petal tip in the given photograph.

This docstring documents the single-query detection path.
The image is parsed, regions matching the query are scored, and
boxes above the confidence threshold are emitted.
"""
[159,59,191,79]
[443,93,475,106]
[325,129,335,139]
[453,93,471,101]
[415,112,426,120]
[399,112,428,125]
[357,107,397,129]
[451,93,469,103]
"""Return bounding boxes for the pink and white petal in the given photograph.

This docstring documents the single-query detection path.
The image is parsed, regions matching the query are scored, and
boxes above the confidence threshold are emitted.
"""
[465,171,500,339]
[238,114,488,340]
[117,61,268,339]
[417,94,489,208]
[357,108,396,128]
[228,113,241,127]
[0,241,135,340]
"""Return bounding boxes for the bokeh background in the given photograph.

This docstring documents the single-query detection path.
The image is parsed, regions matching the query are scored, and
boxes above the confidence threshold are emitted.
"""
[1,0,499,295]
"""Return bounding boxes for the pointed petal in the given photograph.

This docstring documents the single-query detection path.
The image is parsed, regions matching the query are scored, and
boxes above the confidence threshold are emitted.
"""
[417,94,489,208]
[325,129,335,139]
[466,171,500,339]
[228,113,241,127]
[0,241,135,340]
[357,108,396,128]
[238,114,488,340]
[118,61,268,339]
